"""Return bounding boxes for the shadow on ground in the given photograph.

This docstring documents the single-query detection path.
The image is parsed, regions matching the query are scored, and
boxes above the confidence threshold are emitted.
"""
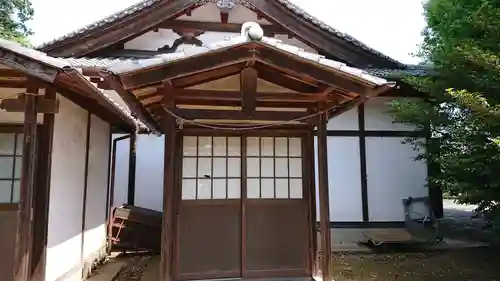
[439,199,498,243]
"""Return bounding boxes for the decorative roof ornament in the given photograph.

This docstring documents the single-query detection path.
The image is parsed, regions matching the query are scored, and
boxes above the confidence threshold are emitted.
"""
[216,0,235,12]
[241,22,264,41]
[216,0,235,23]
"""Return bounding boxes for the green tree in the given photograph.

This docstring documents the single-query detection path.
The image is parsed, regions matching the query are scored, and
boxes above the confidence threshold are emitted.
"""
[0,0,34,44]
[391,0,500,228]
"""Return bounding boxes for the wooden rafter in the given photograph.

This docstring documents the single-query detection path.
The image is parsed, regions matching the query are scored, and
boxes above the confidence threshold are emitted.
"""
[256,47,368,94]
[102,73,161,133]
[240,67,258,115]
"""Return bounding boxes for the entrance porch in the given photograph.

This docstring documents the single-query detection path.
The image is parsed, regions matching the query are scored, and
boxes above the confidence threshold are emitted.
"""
[88,22,395,281]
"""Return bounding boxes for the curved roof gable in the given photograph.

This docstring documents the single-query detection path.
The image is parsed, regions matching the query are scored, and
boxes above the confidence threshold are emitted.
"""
[36,0,404,68]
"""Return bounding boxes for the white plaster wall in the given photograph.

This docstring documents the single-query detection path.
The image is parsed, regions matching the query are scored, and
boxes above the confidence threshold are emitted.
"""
[124,2,316,54]
[125,29,240,51]
[314,136,363,222]
[45,95,88,281]
[326,107,358,131]
[83,115,111,261]
[134,134,164,211]
[366,137,428,221]
[125,29,316,54]
[364,97,417,131]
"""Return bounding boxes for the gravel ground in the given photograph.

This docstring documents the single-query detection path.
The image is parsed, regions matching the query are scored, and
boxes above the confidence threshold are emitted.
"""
[330,200,500,281]
[114,255,151,281]
[331,246,500,281]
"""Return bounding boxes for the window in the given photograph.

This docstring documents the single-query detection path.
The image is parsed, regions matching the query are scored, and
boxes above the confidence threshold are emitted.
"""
[182,136,242,200]
[246,137,303,199]
[0,131,23,203]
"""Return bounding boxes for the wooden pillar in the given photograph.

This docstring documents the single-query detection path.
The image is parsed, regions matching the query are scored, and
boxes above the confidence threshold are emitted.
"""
[31,86,56,281]
[317,112,332,281]
[14,84,39,281]
[160,103,177,281]
[127,131,137,205]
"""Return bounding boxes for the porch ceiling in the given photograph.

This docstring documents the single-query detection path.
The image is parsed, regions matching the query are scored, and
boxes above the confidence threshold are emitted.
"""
[84,22,395,131]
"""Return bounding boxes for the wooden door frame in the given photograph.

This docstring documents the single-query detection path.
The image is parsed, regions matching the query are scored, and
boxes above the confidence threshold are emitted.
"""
[172,127,315,281]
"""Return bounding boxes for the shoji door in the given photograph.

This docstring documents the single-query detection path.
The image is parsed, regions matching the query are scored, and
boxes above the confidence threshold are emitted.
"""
[244,136,310,278]
[177,136,242,280]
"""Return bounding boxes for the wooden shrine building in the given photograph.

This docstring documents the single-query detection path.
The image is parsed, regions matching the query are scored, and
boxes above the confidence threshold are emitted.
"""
[0,1,439,281]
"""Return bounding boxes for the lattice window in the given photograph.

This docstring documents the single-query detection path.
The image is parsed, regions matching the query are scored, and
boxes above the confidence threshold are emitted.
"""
[246,137,303,199]
[0,132,23,203]
[182,136,242,200]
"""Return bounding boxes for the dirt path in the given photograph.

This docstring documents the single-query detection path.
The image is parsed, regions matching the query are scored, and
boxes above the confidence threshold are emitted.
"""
[440,199,497,243]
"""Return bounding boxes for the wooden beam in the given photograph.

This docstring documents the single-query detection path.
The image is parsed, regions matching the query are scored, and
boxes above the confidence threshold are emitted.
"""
[119,46,254,89]
[173,108,309,121]
[158,20,287,36]
[254,64,319,93]
[0,79,27,88]
[240,67,258,115]
[170,89,327,102]
[256,48,369,94]
[127,132,137,205]
[31,86,56,281]
[171,99,315,108]
[0,69,26,78]
[317,111,332,281]
[102,73,161,133]
[0,96,59,113]
[159,99,177,281]
[327,84,394,120]
[13,83,39,281]
[171,63,245,88]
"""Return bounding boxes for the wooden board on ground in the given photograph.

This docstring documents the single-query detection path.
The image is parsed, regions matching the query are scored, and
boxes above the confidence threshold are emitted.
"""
[361,228,427,245]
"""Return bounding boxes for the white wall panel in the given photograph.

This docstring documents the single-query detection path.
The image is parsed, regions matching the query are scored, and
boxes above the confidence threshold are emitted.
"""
[83,115,110,260]
[46,95,88,281]
[326,107,359,131]
[364,97,417,131]
[314,137,363,222]
[134,134,164,211]
[366,137,428,221]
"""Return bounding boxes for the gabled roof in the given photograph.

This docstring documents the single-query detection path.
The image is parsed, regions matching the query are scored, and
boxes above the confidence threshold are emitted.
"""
[81,22,395,130]
[36,0,404,68]
[105,36,389,86]
[0,38,145,132]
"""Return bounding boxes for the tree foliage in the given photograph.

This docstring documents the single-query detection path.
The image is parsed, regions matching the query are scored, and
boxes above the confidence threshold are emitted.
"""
[0,0,34,44]
[391,0,500,228]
